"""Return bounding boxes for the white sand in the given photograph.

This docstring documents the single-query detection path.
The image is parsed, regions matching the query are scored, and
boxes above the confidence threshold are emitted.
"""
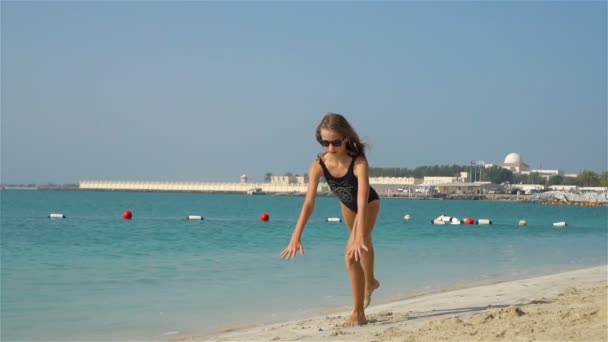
[175,265,607,341]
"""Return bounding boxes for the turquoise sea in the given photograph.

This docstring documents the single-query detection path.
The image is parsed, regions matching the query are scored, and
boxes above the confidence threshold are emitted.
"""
[1,190,606,341]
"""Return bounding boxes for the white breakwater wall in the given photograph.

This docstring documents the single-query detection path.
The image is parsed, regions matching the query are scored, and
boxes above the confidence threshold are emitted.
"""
[531,190,608,203]
[79,180,322,194]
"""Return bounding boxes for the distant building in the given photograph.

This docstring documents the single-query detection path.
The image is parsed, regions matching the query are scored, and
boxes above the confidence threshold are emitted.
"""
[460,172,469,181]
[434,182,494,195]
[271,175,306,185]
[423,176,461,184]
[522,169,561,177]
[493,152,565,180]
[369,177,422,185]
[499,153,530,174]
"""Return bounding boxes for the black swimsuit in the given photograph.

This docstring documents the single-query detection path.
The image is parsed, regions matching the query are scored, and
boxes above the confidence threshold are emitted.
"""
[318,155,380,213]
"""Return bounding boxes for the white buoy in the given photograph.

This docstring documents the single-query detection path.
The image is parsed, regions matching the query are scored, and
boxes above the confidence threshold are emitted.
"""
[187,215,204,220]
[432,219,447,225]
[477,219,492,225]
[404,214,412,220]
[327,217,342,222]
[553,221,567,227]
[48,213,65,219]
[518,220,527,227]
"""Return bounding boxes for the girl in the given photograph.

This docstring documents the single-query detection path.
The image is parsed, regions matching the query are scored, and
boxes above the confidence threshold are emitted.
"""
[280,113,381,327]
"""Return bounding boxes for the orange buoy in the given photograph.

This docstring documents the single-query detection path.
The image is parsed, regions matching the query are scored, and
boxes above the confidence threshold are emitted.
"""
[465,217,475,225]
[260,212,270,221]
[123,210,133,220]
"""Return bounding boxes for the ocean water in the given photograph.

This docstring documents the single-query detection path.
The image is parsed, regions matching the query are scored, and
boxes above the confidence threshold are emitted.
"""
[1,190,606,341]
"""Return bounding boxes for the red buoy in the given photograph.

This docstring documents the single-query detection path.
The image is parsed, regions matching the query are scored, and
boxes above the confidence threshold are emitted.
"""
[465,217,475,225]
[260,212,270,221]
[123,210,133,220]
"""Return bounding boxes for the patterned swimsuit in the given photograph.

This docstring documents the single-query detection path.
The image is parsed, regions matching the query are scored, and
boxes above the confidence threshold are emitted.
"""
[318,155,379,213]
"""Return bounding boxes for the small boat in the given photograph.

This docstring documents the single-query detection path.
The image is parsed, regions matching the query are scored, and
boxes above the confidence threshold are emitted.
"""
[432,214,462,225]
[246,188,264,195]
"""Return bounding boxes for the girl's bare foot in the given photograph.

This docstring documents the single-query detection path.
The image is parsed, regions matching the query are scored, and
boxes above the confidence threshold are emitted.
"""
[342,310,368,327]
[364,279,380,309]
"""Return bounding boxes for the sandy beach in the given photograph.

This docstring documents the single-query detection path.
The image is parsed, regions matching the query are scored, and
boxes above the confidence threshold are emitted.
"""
[175,265,607,341]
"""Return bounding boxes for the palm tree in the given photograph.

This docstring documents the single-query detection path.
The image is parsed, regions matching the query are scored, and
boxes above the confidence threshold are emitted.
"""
[576,171,599,187]
[264,172,273,183]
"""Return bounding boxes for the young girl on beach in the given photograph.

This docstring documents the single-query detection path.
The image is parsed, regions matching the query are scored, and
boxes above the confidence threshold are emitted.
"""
[280,113,381,327]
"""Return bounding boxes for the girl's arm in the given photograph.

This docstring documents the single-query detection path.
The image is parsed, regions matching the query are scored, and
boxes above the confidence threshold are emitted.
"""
[280,160,323,259]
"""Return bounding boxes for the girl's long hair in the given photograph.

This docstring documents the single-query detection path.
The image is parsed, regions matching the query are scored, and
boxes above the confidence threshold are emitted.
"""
[315,112,367,157]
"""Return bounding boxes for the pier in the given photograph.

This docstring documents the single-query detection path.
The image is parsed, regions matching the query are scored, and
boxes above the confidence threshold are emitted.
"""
[79,180,319,194]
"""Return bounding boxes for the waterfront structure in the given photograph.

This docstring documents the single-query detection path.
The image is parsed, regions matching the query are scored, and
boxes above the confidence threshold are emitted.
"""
[499,153,530,173]
[520,169,562,181]
[423,176,462,184]
[80,177,424,194]
[79,180,320,194]
[434,182,493,195]
[270,175,306,185]
[369,177,422,185]
[489,152,568,180]
[77,151,592,195]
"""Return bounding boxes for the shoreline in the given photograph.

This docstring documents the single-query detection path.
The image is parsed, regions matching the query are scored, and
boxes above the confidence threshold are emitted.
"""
[174,265,607,341]
[4,187,607,206]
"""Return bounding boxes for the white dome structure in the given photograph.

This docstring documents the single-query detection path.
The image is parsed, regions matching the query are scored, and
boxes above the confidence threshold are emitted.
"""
[500,152,529,174]
[504,153,522,164]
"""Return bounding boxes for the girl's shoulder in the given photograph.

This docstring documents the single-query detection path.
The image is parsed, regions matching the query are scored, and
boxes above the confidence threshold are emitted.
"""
[353,155,370,172]
[310,154,325,171]
[316,152,328,167]
[353,155,369,165]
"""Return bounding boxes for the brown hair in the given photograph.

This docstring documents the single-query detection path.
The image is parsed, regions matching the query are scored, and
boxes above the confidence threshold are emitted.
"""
[315,112,366,157]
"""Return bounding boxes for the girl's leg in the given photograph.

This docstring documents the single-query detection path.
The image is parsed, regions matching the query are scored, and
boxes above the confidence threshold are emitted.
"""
[341,200,381,326]
[343,229,367,326]
[360,200,380,308]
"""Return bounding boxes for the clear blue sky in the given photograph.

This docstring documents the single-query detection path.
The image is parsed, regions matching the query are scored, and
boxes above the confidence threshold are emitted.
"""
[1,1,606,184]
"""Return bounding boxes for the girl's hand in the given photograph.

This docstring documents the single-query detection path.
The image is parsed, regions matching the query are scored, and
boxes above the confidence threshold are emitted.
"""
[280,239,305,259]
[347,239,368,262]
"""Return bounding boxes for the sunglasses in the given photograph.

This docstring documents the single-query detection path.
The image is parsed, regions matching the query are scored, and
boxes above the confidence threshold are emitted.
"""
[320,137,345,147]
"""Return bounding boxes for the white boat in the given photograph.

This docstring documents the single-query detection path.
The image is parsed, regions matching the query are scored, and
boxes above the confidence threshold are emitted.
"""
[246,188,264,195]
[432,214,462,225]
